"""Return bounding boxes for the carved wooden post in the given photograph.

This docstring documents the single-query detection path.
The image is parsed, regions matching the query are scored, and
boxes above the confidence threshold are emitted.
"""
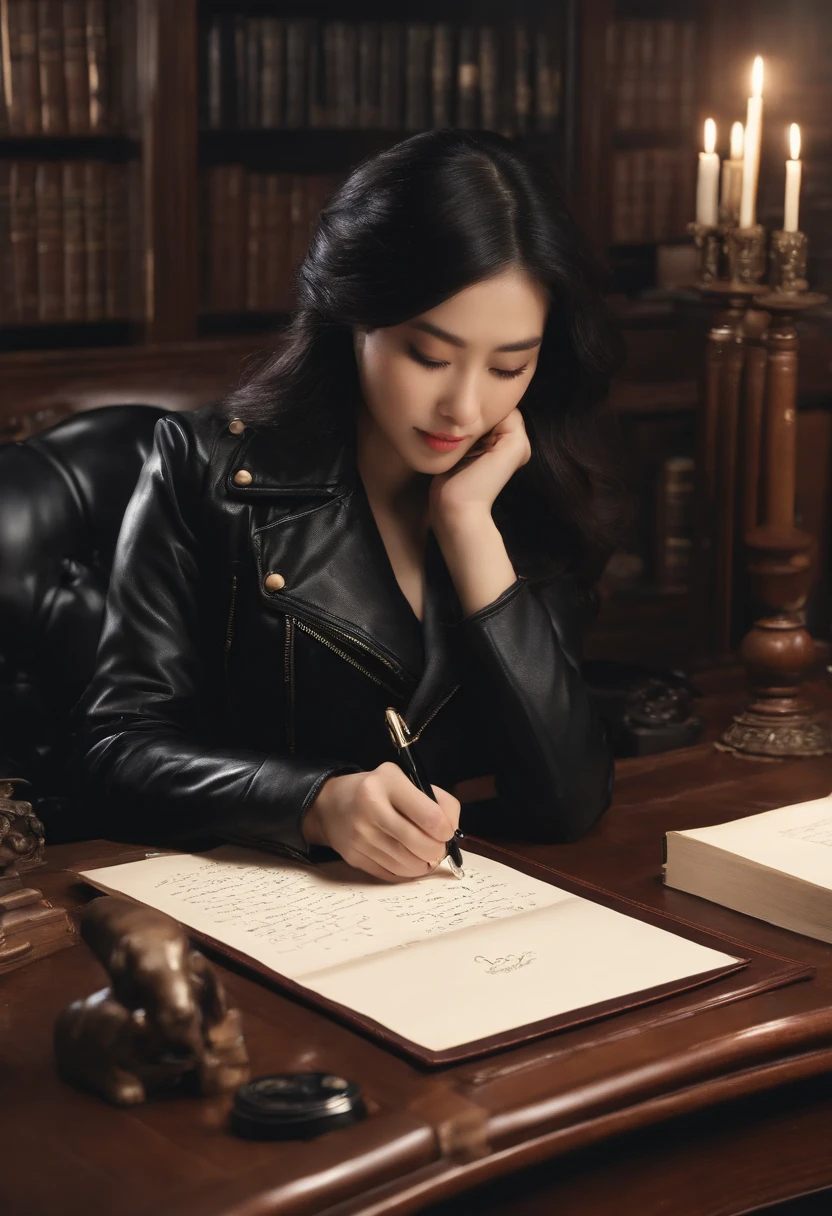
[720,293,831,757]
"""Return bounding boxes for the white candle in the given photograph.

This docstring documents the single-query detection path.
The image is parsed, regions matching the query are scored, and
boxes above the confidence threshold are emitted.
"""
[696,118,719,226]
[721,121,744,217]
[783,123,802,232]
[739,56,764,229]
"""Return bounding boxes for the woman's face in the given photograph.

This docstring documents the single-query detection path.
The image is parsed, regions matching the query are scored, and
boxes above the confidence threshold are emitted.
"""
[353,268,549,474]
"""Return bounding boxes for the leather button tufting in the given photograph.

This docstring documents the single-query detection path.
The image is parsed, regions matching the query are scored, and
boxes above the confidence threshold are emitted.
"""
[264,572,285,592]
[233,469,253,486]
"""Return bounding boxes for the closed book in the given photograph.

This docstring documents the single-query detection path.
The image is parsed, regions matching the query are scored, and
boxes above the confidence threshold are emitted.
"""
[664,793,832,945]
[404,22,430,131]
[654,455,694,589]
[478,26,498,131]
[85,0,109,130]
[356,21,380,128]
[216,15,238,126]
[36,0,65,132]
[244,17,261,127]
[62,0,89,131]
[0,163,12,320]
[262,172,288,309]
[246,171,265,311]
[654,20,676,133]
[378,21,402,129]
[61,160,86,319]
[226,164,246,311]
[284,18,310,128]
[615,20,638,131]
[636,20,655,131]
[430,23,453,128]
[333,19,356,128]
[104,161,127,317]
[35,160,64,320]
[533,26,560,132]
[286,173,307,307]
[8,0,40,134]
[455,25,477,129]
[259,18,284,128]
[10,160,38,319]
[203,16,221,128]
[0,13,7,131]
[83,159,105,317]
[678,22,696,131]
[512,23,532,136]
[231,14,246,126]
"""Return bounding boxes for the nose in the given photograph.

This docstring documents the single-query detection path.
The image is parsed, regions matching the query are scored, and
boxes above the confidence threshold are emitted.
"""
[437,370,481,430]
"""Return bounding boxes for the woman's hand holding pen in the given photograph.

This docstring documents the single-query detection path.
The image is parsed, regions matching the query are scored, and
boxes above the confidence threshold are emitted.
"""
[302,764,461,883]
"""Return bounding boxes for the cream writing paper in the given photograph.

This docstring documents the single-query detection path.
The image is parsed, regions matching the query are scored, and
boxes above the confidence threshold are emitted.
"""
[80,847,740,1053]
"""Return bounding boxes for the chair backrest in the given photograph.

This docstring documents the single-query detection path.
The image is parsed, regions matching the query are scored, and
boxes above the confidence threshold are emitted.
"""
[0,404,176,838]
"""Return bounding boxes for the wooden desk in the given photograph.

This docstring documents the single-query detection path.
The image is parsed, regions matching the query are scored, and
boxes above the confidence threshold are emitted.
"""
[4,678,832,1216]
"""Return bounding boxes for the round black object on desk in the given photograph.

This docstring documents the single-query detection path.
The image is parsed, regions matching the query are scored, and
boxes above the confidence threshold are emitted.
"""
[230,1072,366,1140]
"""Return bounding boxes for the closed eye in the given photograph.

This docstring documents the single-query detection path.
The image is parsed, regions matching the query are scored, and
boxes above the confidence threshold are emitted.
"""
[407,345,528,380]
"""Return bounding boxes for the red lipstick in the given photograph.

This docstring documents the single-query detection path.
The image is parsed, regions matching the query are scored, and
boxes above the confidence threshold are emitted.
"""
[417,430,467,453]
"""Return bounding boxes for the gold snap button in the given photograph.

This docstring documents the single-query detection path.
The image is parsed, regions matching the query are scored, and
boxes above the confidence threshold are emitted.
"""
[264,572,285,592]
[233,469,253,486]
[228,419,245,435]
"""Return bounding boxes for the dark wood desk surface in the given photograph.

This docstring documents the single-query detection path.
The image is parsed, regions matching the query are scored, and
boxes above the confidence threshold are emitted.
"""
[4,671,832,1216]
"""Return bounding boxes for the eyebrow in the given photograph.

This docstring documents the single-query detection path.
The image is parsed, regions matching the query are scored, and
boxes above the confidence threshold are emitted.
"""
[410,319,542,353]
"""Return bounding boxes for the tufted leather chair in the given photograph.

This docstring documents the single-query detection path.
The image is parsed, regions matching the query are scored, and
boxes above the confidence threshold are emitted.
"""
[0,404,178,841]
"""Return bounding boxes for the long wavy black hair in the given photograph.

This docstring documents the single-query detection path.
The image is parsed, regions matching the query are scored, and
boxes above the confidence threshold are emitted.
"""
[221,128,626,583]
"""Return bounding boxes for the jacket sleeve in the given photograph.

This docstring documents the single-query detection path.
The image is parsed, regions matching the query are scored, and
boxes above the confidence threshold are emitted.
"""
[73,416,358,862]
[459,576,613,843]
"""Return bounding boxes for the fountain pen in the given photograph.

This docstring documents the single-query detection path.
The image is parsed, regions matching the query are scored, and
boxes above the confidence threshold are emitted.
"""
[385,707,464,878]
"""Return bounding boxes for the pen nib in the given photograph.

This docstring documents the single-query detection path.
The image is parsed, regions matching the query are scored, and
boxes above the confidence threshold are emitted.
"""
[446,856,464,879]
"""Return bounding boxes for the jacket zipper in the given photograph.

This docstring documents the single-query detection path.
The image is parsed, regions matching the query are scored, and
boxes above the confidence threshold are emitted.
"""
[284,616,296,753]
[293,617,405,697]
[410,683,460,742]
[223,574,238,686]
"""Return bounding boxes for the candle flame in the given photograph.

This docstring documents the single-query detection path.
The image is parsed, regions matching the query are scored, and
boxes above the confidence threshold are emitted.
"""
[751,56,764,98]
[704,118,716,155]
[789,123,801,161]
[730,121,744,161]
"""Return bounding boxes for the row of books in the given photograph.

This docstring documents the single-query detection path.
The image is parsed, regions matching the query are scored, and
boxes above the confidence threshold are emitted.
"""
[201,167,342,315]
[607,19,696,134]
[601,455,695,593]
[200,17,561,136]
[0,0,134,135]
[610,149,693,245]
[0,160,135,324]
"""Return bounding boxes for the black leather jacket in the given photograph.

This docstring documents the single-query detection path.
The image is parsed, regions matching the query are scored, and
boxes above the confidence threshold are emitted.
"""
[75,403,614,861]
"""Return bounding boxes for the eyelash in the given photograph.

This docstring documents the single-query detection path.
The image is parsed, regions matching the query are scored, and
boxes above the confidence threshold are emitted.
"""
[407,345,527,380]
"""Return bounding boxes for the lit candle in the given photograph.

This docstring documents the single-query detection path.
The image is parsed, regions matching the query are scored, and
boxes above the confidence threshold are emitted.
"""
[739,57,764,229]
[720,121,744,219]
[696,118,719,226]
[783,123,802,233]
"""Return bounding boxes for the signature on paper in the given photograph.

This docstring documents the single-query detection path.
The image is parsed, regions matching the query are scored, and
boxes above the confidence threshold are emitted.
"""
[474,951,536,975]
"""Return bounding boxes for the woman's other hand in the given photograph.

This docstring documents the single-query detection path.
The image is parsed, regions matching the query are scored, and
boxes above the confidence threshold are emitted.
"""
[428,405,531,532]
[301,763,460,881]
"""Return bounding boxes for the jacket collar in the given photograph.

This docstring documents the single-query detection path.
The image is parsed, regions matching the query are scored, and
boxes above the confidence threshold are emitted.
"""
[224,425,351,499]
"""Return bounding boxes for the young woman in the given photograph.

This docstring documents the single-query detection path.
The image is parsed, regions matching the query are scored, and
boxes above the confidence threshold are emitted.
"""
[76,128,624,883]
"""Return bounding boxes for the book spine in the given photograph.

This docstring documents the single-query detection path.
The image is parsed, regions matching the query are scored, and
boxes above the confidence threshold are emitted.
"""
[205,165,224,310]
[404,22,430,131]
[615,20,637,131]
[335,19,356,129]
[83,158,105,317]
[8,0,40,134]
[261,171,281,308]
[533,26,561,132]
[35,159,64,320]
[232,14,246,127]
[284,18,309,128]
[430,23,452,128]
[226,163,246,311]
[85,0,109,130]
[273,173,291,310]
[0,5,8,132]
[246,170,264,311]
[244,17,260,127]
[478,27,498,131]
[456,25,478,129]
[204,16,221,128]
[10,160,38,319]
[62,0,88,131]
[678,22,696,133]
[286,173,306,306]
[62,159,86,319]
[104,160,127,317]
[357,21,380,128]
[0,162,12,321]
[36,0,65,132]
[259,18,284,129]
[654,20,675,134]
[655,456,695,589]
[378,22,402,129]
[512,24,531,136]
[636,20,655,131]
